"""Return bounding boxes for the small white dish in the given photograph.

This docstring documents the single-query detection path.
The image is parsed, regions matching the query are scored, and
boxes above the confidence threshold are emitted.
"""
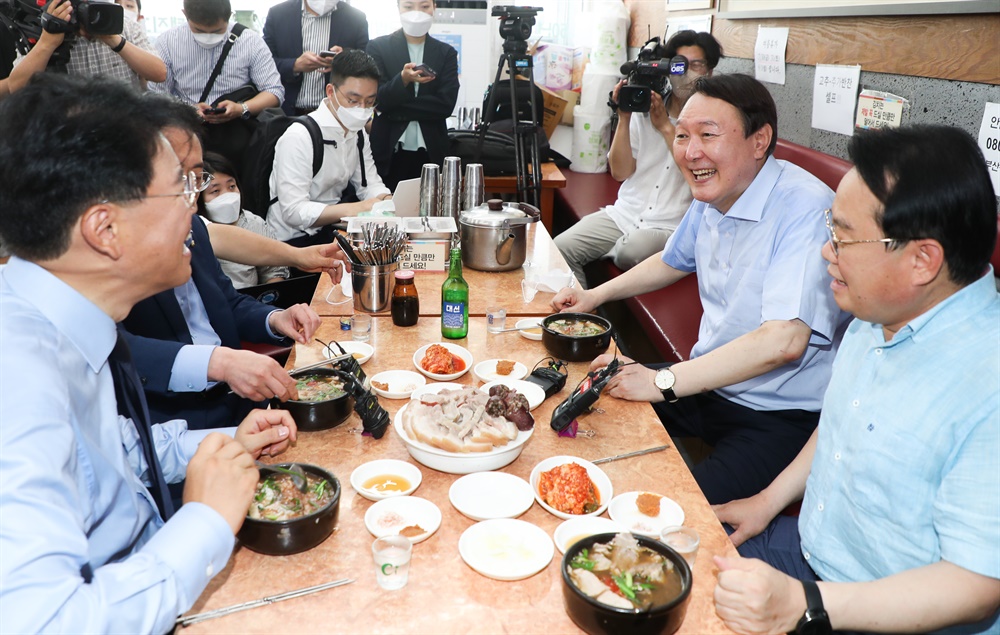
[479,379,546,411]
[409,382,466,401]
[607,491,685,537]
[322,340,374,365]
[364,496,441,544]
[449,472,534,521]
[474,359,528,383]
[350,459,422,502]
[529,456,613,520]
[553,517,627,554]
[370,370,426,400]
[412,342,474,381]
[515,318,543,341]
[458,518,554,581]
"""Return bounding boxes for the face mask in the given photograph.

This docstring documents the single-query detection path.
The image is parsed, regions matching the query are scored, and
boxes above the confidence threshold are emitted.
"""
[192,31,227,49]
[400,11,432,38]
[306,0,339,16]
[204,192,241,224]
[329,94,373,133]
[123,9,138,22]
[668,73,698,99]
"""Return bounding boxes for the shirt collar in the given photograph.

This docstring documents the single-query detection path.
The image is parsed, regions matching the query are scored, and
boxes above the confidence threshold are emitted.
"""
[713,155,781,222]
[864,267,999,347]
[3,257,117,373]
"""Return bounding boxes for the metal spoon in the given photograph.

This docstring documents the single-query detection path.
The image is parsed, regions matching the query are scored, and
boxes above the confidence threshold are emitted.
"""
[256,461,308,492]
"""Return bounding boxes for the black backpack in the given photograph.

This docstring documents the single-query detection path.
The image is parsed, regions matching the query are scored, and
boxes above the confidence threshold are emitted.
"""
[240,110,368,218]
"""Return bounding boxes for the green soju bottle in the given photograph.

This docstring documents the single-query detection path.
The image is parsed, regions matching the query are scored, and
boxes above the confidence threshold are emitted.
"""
[441,247,469,339]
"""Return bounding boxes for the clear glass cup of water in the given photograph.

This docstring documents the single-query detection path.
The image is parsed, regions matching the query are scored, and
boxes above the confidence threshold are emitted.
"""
[486,307,507,333]
[372,535,412,590]
[659,525,699,567]
[351,313,372,342]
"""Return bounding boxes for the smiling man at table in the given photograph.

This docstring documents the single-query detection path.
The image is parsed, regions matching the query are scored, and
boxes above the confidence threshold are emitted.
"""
[553,74,847,505]
[712,125,999,634]
[0,75,298,633]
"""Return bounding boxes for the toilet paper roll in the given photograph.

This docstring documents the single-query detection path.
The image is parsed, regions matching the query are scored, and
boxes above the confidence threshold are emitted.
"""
[590,3,629,68]
[580,64,622,113]
[571,107,612,174]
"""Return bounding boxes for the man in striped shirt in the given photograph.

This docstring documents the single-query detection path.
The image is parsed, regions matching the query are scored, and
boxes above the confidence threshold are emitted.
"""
[151,0,283,172]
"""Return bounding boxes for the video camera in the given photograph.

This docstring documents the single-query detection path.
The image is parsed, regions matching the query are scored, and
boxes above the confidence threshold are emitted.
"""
[491,4,541,58]
[617,37,688,113]
[0,0,122,55]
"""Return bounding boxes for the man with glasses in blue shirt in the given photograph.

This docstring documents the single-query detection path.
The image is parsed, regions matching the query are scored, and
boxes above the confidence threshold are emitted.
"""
[0,74,297,632]
[268,49,391,246]
[712,125,999,635]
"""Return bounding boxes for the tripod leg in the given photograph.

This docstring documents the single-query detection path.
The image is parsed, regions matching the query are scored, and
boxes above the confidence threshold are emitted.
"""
[476,55,509,163]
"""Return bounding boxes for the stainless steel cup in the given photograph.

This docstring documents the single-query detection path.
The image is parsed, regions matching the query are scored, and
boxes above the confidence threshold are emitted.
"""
[351,262,399,312]
[418,163,439,217]
[462,163,485,210]
[440,156,462,220]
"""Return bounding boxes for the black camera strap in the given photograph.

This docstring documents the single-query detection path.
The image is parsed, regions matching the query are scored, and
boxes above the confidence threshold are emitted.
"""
[199,23,246,105]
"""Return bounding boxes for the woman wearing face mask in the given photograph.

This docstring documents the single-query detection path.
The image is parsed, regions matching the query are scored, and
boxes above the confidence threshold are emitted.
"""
[366,0,459,190]
[199,152,290,288]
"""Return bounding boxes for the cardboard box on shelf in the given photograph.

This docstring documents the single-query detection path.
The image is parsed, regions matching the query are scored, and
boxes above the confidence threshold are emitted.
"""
[538,85,569,139]
[559,90,579,126]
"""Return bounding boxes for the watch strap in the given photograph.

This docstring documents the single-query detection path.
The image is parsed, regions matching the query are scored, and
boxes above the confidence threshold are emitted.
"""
[111,35,127,53]
[794,580,832,635]
[802,580,823,610]
[662,386,678,403]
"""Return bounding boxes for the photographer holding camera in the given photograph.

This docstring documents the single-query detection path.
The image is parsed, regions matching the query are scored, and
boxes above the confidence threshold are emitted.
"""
[555,30,721,289]
[5,0,165,94]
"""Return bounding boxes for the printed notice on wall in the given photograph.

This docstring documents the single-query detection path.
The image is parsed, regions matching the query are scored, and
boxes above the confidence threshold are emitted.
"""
[754,27,788,85]
[811,65,861,136]
[978,102,1000,196]
[855,90,908,130]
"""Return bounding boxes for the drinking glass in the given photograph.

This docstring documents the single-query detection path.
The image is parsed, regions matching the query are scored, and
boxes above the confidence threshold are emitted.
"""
[372,535,412,590]
[659,525,699,567]
[351,313,372,342]
[486,307,507,333]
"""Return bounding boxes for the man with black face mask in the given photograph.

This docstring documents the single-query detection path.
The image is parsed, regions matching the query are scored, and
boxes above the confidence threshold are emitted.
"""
[267,49,391,246]
[555,31,722,289]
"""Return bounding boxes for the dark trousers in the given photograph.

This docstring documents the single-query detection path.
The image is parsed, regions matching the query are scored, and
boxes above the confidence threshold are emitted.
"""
[202,119,254,176]
[284,224,336,249]
[652,383,819,505]
[384,148,431,191]
[728,517,819,581]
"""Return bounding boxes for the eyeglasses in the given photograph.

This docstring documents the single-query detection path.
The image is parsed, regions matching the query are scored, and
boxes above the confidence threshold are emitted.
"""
[141,172,203,208]
[824,208,897,255]
[334,86,377,109]
[687,59,709,73]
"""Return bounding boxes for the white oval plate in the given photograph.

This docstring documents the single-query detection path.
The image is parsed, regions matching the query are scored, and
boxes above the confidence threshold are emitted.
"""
[607,491,685,537]
[479,379,546,411]
[458,518,554,581]
[516,318,543,341]
[449,472,534,521]
[553,517,626,554]
[322,340,373,365]
[474,359,528,383]
[369,370,426,400]
[350,459,422,502]
[409,382,466,401]
[412,342,474,381]
[364,496,441,544]
[529,456,613,520]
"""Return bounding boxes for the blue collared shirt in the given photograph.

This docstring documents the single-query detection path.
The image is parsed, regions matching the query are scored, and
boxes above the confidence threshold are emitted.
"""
[800,271,1000,634]
[0,258,235,633]
[151,23,284,105]
[661,156,846,411]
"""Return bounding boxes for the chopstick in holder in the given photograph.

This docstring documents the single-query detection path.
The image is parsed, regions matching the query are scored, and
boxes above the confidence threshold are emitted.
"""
[176,578,354,627]
[591,445,670,465]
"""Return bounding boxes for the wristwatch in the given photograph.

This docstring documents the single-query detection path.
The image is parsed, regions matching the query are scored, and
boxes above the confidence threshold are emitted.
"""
[794,580,832,635]
[653,368,678,403]
[239,101,251,120]
[111,35,127,53]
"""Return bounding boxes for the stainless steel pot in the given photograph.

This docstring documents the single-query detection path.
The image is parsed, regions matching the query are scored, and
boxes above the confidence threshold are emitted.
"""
[459,199,539,272]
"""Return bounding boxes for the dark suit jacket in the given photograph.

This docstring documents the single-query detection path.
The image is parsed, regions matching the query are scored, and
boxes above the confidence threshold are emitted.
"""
[263,0,370,115]
[122,218,282,430]
[366,31,459,180]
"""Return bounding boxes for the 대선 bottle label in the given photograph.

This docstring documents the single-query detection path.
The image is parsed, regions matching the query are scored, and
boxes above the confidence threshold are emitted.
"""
[442,302,465,328]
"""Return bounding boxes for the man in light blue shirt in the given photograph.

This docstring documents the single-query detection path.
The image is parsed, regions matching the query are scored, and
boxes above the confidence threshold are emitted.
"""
[553,74,847,504]
[0,75,298,633]
[714,125,999,634]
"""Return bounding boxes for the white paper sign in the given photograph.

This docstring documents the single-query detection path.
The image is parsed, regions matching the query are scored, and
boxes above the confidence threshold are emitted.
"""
[754,27,788,85]
[665,15,714,40]
[812,65,862,136]
[855,90,908,130]
[978,102,1000,197]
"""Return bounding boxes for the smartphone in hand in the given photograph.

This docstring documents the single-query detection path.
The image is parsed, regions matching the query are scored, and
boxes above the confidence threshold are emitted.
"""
[319,50,337,59]
[413,64,436,79]
[204,106,226,115]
